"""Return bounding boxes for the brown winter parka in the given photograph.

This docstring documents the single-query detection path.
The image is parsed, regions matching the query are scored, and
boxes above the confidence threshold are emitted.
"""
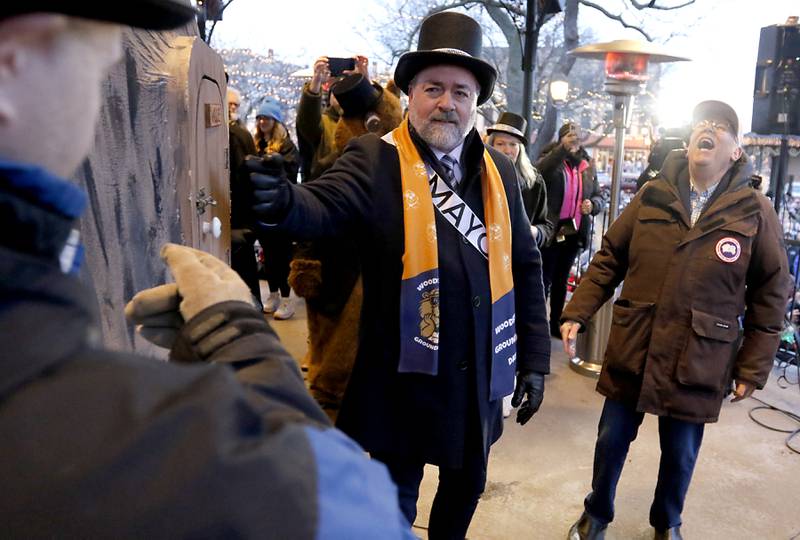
[562,151,791,423]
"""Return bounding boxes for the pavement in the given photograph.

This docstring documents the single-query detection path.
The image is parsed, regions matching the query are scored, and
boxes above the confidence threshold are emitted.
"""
[267,293,800,540]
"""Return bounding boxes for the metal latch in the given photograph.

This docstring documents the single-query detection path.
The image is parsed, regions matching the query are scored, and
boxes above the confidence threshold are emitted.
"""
[196,187,217,215]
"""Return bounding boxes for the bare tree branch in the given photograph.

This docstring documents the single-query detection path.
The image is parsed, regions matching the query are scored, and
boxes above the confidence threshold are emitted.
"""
[578,0,653,41]
[629,0,695,10]
[206,0,236,44]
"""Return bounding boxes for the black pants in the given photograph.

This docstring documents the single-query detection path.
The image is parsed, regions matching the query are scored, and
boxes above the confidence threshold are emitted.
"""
[541,234,581,335]
[585,398,705,530]
[371,449,488,540]
[230,229,261,306]
[257,231,292,297]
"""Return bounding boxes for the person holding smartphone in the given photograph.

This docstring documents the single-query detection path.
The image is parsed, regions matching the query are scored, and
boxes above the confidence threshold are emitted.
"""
[297,54,368,181]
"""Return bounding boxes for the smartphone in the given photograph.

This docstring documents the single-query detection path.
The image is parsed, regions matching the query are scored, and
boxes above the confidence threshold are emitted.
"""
[328,57,355,77]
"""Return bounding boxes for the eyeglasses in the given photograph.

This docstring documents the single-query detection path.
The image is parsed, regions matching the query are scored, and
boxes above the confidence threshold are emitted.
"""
[693,119,732,133]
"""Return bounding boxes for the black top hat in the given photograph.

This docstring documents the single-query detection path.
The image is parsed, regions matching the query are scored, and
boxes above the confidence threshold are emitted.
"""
[394,11,497,105]
[0,0,197,30]
[487,112,528,144]
[331,74,383,118]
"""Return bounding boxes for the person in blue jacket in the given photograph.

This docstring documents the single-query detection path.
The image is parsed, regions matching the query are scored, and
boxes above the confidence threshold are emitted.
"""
[0,2,413,538]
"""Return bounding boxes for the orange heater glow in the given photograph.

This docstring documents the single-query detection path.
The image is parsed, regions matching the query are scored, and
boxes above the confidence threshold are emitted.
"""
[604,52,650,82]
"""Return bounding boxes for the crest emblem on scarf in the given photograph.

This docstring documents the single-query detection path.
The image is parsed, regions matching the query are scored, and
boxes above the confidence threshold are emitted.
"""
[489,223,503,241]
[715,237,741,263]
[419,289,440,344]
[404,189,419,209]
[426,222,437,243]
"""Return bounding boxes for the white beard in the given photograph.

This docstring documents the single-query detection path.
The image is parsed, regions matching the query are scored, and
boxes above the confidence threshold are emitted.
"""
[410,108,476,153]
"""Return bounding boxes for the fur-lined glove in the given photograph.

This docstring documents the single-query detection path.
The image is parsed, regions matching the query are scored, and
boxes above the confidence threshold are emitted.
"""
[125,243,253,348]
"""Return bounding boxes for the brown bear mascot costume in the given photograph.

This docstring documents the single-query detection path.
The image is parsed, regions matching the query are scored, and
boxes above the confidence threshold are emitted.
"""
[292,73,402,421]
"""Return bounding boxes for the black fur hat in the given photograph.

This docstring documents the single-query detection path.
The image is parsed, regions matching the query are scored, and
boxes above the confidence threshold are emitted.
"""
[331,74,383,118]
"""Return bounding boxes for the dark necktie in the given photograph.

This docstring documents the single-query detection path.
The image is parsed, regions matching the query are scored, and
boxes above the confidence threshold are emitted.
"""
[440,155,459,189]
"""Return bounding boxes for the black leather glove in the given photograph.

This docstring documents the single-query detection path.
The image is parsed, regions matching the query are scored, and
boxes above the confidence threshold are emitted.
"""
[511,371,545,426]
[245,153,291,223]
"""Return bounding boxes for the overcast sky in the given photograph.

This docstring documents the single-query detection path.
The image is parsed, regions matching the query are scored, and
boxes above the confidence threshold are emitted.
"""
[209,0,797,133]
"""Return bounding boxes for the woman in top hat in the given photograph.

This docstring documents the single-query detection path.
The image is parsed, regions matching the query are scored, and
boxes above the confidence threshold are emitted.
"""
[253,99,299,319]
[487,111,553,247]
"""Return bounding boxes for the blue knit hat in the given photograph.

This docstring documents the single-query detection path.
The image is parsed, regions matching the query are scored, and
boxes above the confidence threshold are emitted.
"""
[256,100,283,123]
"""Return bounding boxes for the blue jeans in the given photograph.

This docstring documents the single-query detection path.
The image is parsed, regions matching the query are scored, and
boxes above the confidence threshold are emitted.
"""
[585,398,705,530]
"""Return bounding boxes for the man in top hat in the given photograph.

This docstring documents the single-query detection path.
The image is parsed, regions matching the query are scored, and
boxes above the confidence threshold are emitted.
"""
[0,1,415,536]
[486,111,553,247]
[560,100,790,540]
[247,10,551,537]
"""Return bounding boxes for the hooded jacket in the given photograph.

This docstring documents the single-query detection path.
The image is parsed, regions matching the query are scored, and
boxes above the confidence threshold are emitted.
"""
[0,161,413,538]
[562,150,790,423]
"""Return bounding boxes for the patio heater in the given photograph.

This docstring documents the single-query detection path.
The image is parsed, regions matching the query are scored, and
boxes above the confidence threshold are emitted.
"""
[565,40,689,377]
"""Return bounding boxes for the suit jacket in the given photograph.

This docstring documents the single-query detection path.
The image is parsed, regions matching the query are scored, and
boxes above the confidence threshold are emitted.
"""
[274,128,551,467]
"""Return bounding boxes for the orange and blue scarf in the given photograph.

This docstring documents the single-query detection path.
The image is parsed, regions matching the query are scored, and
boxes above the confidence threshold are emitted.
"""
[392,120,517,399]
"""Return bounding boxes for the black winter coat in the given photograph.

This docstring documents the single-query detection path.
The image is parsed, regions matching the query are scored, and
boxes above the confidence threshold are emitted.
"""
[229,120,257,228]
[536,144,604,248]
[520,170,554,247]
[275,128,551,467]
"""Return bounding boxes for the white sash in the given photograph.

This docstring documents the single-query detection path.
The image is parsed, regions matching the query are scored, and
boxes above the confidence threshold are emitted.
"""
[383,131,489,260]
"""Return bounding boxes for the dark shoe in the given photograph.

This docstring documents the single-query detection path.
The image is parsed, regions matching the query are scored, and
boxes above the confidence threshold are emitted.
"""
[568,511,607,540]
[654,526,683,540]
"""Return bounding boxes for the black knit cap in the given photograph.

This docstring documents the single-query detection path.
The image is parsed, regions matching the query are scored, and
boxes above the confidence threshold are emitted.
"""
[393,11,497,105]
[331,74,383,118]
[692,100,739,136]
[0,0,197,30]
